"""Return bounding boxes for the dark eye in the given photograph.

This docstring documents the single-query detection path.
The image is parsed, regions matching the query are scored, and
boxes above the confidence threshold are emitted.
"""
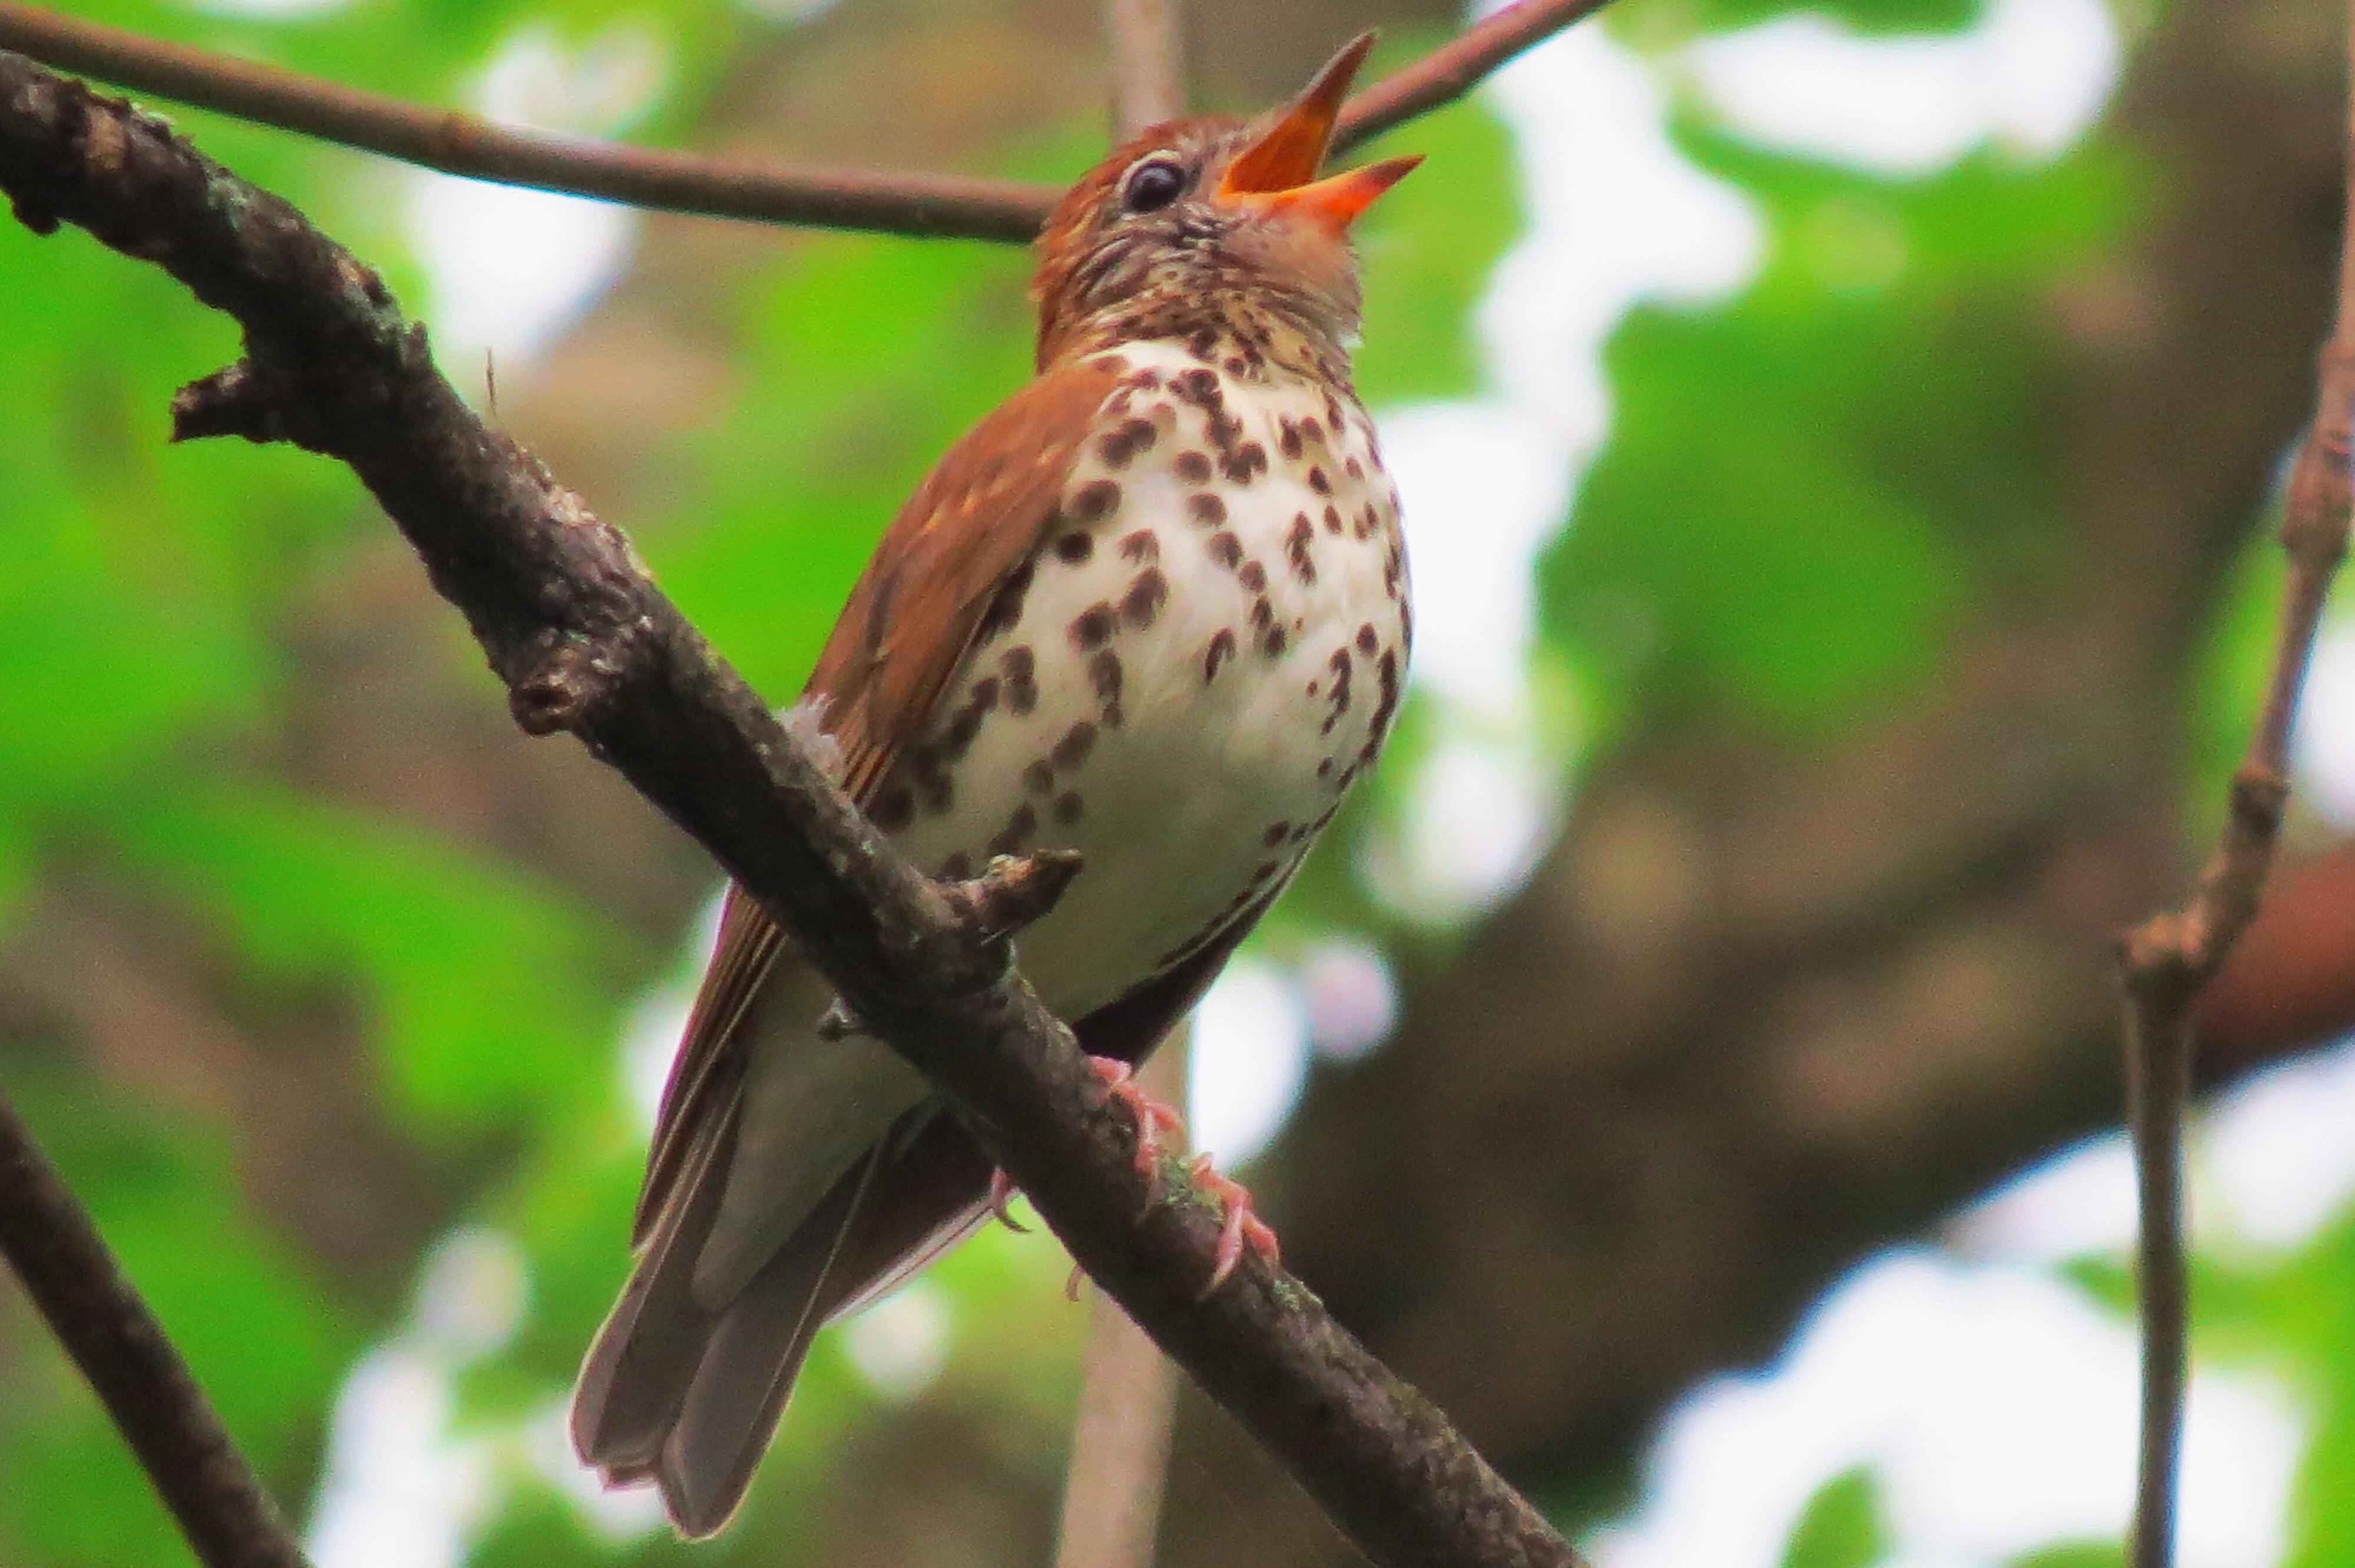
[1120,156,1187,215]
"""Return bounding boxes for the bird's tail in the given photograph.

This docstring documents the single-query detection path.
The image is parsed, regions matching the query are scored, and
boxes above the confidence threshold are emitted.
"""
[570,1100,992,1537]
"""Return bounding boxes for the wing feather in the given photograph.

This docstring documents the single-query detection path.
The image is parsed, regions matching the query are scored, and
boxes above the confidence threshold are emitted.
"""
[630,355,1129,1244]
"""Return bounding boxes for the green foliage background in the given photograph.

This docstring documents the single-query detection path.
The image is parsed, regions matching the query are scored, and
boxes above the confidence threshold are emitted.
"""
[0,1,2344,1565]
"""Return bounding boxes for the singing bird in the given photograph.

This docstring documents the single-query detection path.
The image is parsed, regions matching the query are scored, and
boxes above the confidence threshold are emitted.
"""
[572,35,1419,1536]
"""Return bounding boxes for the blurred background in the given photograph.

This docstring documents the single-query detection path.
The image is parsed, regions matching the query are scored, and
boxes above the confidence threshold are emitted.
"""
[3,0,2354,1563]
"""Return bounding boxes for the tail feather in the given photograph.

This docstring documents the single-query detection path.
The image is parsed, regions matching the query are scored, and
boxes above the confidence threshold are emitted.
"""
[570,1089,739,1476]
[571,1106,993,1537]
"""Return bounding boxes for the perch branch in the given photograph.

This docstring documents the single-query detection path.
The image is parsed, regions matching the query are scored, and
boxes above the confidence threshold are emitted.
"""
[0,0,1601,241]
[0,1088,311,1568]
[0,51,1583,1568]
[2117,3,2355,1562]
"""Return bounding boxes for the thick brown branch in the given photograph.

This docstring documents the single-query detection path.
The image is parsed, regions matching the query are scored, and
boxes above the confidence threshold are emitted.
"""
[0,1088,311,1568]
[1332,0,1606,155]
[0,51,1581,1568]
[2117,2,2355,1560]
[0,1,1054,241]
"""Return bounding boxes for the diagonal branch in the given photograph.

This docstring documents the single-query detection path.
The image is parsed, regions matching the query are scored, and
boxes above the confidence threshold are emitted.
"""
[0,1089,311,1568]
[0,50,1584,1568]
[2118,0,2355,1562]
[0,0,1603,243]
[1331,0,1606,155]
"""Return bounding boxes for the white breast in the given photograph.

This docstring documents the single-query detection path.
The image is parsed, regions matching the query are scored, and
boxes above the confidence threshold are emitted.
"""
[891,339,1412,1017]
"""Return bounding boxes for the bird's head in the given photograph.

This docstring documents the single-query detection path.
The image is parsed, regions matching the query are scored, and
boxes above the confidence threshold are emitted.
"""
[1031,34,1421,370]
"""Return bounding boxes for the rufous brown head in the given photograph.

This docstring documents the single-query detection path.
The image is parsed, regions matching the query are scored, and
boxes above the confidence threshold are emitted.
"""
[1031,34,1422,369]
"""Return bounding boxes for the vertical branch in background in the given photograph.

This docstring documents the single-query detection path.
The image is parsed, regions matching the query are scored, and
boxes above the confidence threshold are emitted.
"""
[2120,2,2355,1563]
[1050,16,1189,1568]
[0,1090,312,1568]
[1054,1039,1189,1568]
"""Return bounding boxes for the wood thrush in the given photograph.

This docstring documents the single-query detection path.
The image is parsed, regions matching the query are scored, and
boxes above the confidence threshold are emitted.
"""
[571,35,1419,1536]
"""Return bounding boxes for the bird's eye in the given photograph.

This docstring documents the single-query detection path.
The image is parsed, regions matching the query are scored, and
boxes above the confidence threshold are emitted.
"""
[1120,156,1188,215]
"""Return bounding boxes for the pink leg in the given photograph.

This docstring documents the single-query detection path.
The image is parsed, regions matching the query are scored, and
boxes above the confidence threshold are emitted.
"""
[986,1167,1029,1233]
[1189,1154,1281,1292]
[1087,1056,1185,1181]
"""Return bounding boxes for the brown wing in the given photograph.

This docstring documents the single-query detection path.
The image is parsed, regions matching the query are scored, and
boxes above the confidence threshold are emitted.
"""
[632,356,1128,1242]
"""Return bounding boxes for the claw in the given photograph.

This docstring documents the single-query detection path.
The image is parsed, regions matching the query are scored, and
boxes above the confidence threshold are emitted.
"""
[986,1168,1029,1233]
[816,997,864,1040]
[1087,1056,1185,1184]
[1189,1153,1281,1294]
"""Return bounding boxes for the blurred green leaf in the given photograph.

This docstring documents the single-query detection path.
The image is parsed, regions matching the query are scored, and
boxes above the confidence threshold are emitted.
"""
[1545,137,2131,731]
[1777,1466,1889,1568]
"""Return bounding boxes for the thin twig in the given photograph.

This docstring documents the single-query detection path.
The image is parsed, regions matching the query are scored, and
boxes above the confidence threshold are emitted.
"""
[2117,1,2355,1559]
[0,1,1054,241]
[1331,0,1603,155]
[0,0,1601,241]
[0,52,1584,1568]
[0,1087,311,1568]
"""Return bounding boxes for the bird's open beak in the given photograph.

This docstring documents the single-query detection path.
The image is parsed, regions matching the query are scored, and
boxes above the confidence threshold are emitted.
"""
[1218,33,1422,234]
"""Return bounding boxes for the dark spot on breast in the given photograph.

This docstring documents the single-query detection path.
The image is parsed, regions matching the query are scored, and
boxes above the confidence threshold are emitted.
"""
[1239,561,1267,593]
[1174,450,1213,485]
[940,851,973,881]
[1127,366,1161,390]
[1306,465,1331,495]
[1317,757,1334,778]
[1176,367,1220,404]
[869,781,914,833]
[1225,356,1249,377]
[1187,330,1219,363]
[1069,602,1116,651]
[1278,419,1303,460]
[913,754,954,813]
[1357,622,1379,657]
[1001,645,1038,714]
[1355,503,1379,541]
[1345,456,1364,480]
[1301,416,1325,446]
[1023,758,1056,794]
[1361,649,1401,760]
[1188,493,1227,526]
[1122,568,1167,629]
[1053,791,1086,826]
[1099,416,1157,469]
[1250,859,1281,884]
[1286,515,1316,585]
[1207,531,1242,568]
[1055,531,1094,563]
[1119,529,1159,563]
[1220,442,1268,485]
[1263,821,1291,847]
[1052,720,1097,770]
[1322,648,1353,734]
[975,559,1033,643]
[1323,503,1343,534]
[1203,629,1236,684]
[1070,479,1121,523]
[1090,648,1123,706]
[989,801,1039,857]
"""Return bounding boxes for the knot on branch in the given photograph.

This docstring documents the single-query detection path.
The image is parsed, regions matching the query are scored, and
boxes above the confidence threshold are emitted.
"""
[510,634,629,736]
[170,360,284,443]
[943,850,1084,946]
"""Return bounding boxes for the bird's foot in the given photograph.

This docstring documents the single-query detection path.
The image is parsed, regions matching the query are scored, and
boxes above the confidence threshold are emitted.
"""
[1086,1056,1185,1182]
[985,1167,1029,1234]
[1189,1153,1281,1292]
